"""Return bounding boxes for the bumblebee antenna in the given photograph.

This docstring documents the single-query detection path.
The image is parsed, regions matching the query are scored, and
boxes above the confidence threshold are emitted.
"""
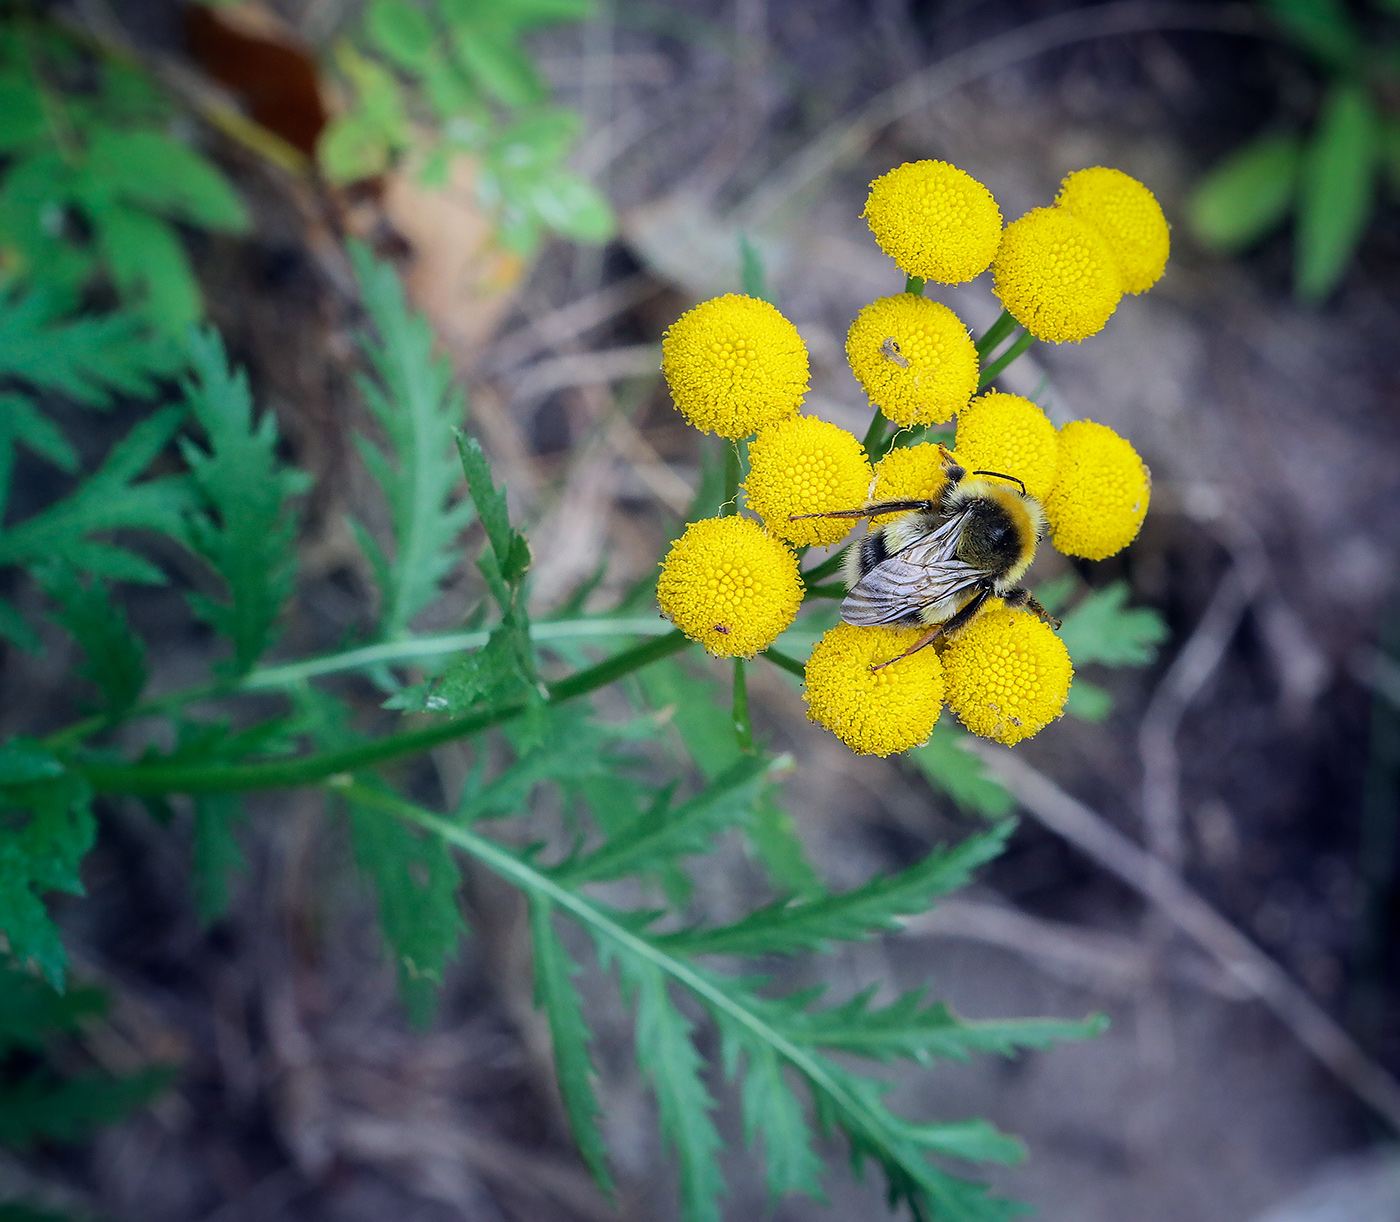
[971,469,1027,496]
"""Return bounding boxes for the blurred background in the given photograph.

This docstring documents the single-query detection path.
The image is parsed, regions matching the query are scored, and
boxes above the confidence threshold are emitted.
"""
[5,0,1400,1219]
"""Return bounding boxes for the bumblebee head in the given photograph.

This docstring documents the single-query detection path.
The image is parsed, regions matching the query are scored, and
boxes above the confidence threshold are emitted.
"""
[947,471,1046,584]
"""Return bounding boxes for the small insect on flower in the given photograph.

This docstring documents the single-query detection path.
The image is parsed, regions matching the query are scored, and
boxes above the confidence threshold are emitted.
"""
[793,444,1059,668]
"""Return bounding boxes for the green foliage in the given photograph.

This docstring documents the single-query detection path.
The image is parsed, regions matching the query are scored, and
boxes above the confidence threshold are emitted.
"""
[0,1067,174,1148]
[191,793,246,925]
[348,242,475,644]
[1187,0,1400,300]
[0,21,247,331]
[179,329,306,677]
[34,565,147,717]
[1296,82,1378,301]
[1058,581,1167,667]
[909,722,1015,818]
[320,0,614,255]
[0,963,104,1054]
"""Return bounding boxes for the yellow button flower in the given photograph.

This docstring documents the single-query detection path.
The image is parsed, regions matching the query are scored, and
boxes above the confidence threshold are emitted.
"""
[1044,420,1150,560]
[804,622,944,756]
[661,294,809,439]
[992,207,1122,343]
[846,295,978,428]
[943,604,1072,745]
[1056,167,1169,295]
[954,391,1060,502]
[657,516,803,657]
[862,161,1003,284]
[868,443,959,524]
[744,416,872,547]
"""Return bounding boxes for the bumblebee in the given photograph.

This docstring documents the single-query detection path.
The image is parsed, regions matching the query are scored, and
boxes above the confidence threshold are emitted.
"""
[794,444,1059,668]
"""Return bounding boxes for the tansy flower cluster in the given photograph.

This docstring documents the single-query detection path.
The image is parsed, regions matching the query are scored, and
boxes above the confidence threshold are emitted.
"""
[655,158,1162,758]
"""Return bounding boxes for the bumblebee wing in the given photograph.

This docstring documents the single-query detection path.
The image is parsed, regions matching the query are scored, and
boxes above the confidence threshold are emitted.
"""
[841,515,984,627]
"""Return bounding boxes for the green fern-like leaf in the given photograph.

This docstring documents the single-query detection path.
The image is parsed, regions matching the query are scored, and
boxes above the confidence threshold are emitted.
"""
[348,242,474,641]
[192,793,246,926]
[0,963,105,1054]
[528,895,614,1194]
[178,328,305,676]
[34,564,147,716]
[0,1067,174,1148]
[0,758,96,987]
[0,405,191,584]
[1058,582,1167,667]
[909,722,1014,819]
[347,784,466,1025]
[661,821,1012,957]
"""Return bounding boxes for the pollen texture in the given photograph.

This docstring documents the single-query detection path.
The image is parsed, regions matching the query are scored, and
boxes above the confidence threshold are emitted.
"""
[846,294,979,427]
[868,443,959,525]
[942,604,1072,745]
[1045,419,1151,560]
[992,207,1122,343]
[862,161,1003,284]
[1056,166,1169,295]
[954,391,1060,502]
[804,622,945,756]
[656,516,803,657]
[661,293,809,439]
[744,416,872,547]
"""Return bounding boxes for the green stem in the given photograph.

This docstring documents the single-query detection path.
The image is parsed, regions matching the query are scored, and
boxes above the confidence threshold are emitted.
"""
[722,441,741,516]
[973,309,1016,360]
[861,409,890,462]
[762,647,806,679]
[81,631,691,796]
[904,275,925,296]
[804,582,847,599]
[732,659,754,753]
[44,617,679,750]
[976,329,1034,392]
[802,550,848,588]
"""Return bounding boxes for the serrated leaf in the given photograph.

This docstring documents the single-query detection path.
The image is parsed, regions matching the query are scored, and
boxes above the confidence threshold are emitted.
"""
[91,200,203,333]
[451,26,546,107]
[1295,83,1377,303]
[0,769,96,987]
[0,406,191,583]
[528,895,614,1194]
[179,328,304,676]
[0,599,43,654]
[910,721,1015,818]
[366,0,437,68]
[903,1118,1024,1167]
[0,964,106,1055]
[34,564,147,716]
[348,788,466,1026]
[557,753,773,885]
[84,126,249,232]
[614,955,724,1222]
[641,658,741,780]
[349,243,474,639]
[1064,679,1112,722]
[192,793,246,925]
[1057,581,1167,667]
[748,793,823,901]
[0,741,66,787]
[0,396,79,523]
[663,821,1012,957]
[0,1067,174,1148]
[1187,132,1301,253]
[0,291,180,406]
[1264,0,1361,70]
[779,985,1106,1065]
[526,170,615,244]
[716,1021,823,1201]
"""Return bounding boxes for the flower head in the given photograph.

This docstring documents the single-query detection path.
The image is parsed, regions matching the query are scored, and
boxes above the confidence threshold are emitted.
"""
[942,603,1072,744]
[954,391,1060,502]
[1056,167,1169,295]
[744,416,872,547]
[846,295,978,427]
[1044,420,1150,560]
[657,516,803,657]
[804,622,944,756]
[992,207,1122,343]
[661,294,809,439]
[862,161,1003,284]
[868,443,958,524]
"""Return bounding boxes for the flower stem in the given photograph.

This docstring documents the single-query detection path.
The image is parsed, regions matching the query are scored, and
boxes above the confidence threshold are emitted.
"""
[722,441,741,516]
[81,630,692,796]
[802,550,847,587]
[861,409,891,461]
[762,647,806,679]
[904,275,925,296]
[804,582,847,599]
[976,328,1034,392]
[732,659,755,753]
[974,309,1017,360]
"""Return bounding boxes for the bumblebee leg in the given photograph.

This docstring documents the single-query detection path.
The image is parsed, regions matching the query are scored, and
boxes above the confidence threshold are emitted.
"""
[1003,587,1062,630]
[871,587,991,671]
[790,499,935,522]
